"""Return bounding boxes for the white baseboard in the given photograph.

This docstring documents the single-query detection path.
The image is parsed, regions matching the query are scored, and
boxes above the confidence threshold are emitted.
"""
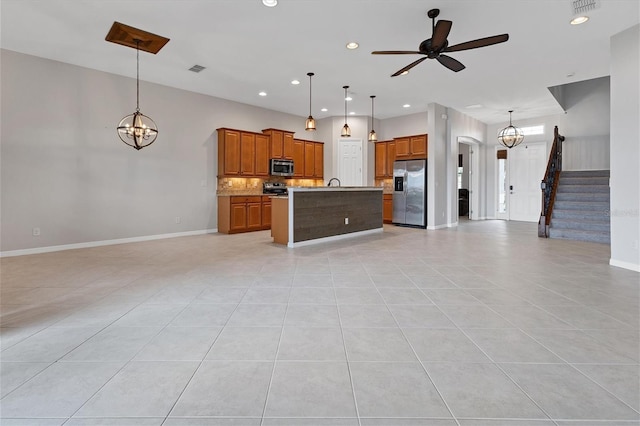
[427,224,449,230]
[0,229,218,258]
[287,228,383,248]
[447,222,458,228]
[609,258,640,272]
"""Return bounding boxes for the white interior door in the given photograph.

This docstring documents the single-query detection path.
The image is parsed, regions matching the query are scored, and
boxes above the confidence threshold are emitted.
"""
[338,139,363,186]
[508,142,546,222]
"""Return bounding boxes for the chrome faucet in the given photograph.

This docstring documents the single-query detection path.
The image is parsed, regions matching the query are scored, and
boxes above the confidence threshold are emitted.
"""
[327,178,341,187]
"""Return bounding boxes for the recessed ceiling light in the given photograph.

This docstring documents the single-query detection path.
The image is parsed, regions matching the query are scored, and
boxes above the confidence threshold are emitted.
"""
[258,91,267,96]
[400,70,409,76]
[465,104,483,109]
[345,96,353,101]
[291,80,300,85]
[403,104,411,108]
[321,108,328,112]
[570,15,589,25]
[349,112,356,115]
[566,72,575,78]
[262,0,278,7]
[346,42,359,50]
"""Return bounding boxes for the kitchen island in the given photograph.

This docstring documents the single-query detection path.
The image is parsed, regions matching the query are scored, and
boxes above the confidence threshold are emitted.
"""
[271,187,384,247]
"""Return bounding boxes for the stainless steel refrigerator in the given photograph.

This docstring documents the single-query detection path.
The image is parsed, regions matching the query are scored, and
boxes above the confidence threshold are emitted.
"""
[393,159,427,228]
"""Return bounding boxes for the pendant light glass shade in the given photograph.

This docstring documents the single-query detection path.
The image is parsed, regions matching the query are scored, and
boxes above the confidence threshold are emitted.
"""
[117,40,158,150]
[305,72,316,131]
[368,95,377,142]
[341,85,351,137]
[497,110,524,149]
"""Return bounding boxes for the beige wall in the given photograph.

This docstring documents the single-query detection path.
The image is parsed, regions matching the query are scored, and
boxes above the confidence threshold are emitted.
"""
[0,50,318,252]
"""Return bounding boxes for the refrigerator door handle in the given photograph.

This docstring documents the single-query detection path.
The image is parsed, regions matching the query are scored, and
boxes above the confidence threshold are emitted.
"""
[404,172,408,195]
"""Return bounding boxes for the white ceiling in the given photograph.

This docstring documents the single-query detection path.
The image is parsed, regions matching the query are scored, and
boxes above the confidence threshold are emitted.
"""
[1,0,638,124]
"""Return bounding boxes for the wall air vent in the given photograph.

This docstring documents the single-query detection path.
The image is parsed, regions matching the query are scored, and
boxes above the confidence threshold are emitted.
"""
[571,0,600,15]
[188,65,206,73]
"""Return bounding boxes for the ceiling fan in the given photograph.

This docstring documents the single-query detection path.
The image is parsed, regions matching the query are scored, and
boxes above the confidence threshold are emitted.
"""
[372,8,509,77]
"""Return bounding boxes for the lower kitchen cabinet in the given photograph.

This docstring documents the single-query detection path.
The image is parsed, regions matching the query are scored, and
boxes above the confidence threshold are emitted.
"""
[261,196,272,230]
[383,194,393,223]
[218,196,265,234]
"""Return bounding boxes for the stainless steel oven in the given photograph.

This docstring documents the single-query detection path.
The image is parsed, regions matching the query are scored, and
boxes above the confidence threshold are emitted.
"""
[270,159,294,177]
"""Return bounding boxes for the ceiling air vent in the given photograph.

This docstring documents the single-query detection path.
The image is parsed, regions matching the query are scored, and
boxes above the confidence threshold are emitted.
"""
[188,65,206,73]
[571,0,600,15]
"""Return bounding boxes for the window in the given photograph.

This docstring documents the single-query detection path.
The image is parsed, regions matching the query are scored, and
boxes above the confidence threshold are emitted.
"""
[521,125,544,136]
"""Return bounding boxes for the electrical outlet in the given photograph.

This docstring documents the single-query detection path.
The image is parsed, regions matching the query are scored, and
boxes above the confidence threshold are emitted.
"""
[32,227,40,236]
[175,216,181,224]
[228,181,233,187]
[344,218,349,225]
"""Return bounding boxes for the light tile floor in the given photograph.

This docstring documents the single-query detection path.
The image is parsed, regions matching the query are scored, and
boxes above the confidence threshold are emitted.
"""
[1,221,639,425]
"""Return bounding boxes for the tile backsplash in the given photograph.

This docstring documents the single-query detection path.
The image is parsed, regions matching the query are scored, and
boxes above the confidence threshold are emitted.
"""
[217,177,324,194]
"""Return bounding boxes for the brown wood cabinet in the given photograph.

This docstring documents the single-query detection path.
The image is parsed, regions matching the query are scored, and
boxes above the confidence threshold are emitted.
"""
[255,134,270,176]
[383,194,393,224]
[303,140,324,179]
[394,134,427,160]
[263,128,294,159]
[386,141,396,176]
[261,196,272,230]
[314,143,323,179]
[240,133,256,176]
[217,128,241,176]
[375,140,396,178]
[293,139,304,178]
[218,196,264,234]
[218,128,270,177]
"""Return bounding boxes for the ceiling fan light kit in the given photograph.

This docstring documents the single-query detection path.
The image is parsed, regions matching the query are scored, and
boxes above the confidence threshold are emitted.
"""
[497,110,525,149]
[341,85,351,137]
[372,8,509,77]
[305,72,316,131]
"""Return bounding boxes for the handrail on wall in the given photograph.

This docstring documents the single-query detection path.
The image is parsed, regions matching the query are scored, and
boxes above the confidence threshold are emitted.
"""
[538,126,565,238]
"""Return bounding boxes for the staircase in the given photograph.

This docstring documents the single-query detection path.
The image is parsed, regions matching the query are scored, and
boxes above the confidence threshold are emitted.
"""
[549,170,610,244]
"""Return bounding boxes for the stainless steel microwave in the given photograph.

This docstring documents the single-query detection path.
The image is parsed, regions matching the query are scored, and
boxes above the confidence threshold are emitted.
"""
[270,159,294,177]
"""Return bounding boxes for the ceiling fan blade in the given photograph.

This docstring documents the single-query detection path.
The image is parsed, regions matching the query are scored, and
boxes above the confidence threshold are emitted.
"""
[444,34,509,52]
[436,54,465,72]
[391,57,428,77]
[372,50,422,55]
[431,20,452,51]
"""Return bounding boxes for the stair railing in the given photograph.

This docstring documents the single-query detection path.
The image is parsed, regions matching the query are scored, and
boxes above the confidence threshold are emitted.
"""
[538,126,565,237]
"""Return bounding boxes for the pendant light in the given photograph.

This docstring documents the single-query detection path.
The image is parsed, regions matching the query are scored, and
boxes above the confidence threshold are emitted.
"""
[497,110,524,149]
[117,39,158,150]
[305,72,316,131]
[368,95,377,142]
[341,85,351,137]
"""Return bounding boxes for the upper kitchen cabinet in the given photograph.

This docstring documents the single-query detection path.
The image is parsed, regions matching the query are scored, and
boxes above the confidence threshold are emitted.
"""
[263,128,294,159]
[394,134,427,160]
[303,140,324,179]
[217,128,241,176]
[292,139,305,178]
[255,134,270,176]
[375,140,395,178]
[217,128,270,177]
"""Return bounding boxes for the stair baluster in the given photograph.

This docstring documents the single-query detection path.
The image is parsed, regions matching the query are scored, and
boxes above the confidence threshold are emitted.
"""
[538,126,564,237]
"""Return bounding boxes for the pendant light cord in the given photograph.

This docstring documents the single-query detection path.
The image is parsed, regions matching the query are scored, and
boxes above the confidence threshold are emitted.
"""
[344,86,348,122]
[135,39,140,112]
[309,74,312,115]
[371,96,375,128]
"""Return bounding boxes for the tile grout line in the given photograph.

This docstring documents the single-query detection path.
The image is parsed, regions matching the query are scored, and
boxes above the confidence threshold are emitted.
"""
[367,263,462,426]
[159,284,250,425]
[258,263,295,426]
[331,258,363,426]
